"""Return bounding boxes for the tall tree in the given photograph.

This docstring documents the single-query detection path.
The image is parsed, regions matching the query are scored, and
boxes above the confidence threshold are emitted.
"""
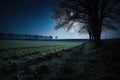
[53,0,120,44]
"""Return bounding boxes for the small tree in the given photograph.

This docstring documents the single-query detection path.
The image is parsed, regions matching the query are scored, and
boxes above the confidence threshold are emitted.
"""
[55,36,58,39]
[49,35,53,39]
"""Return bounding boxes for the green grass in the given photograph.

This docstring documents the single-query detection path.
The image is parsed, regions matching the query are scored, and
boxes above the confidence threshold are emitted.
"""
[0,40,88,80]
[0,40,84,80]
[0,40,81,49]
[1,39,120,80]
[0,40,82,67]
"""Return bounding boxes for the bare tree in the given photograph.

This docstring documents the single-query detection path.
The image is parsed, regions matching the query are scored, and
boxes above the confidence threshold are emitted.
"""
[53,0,120,45]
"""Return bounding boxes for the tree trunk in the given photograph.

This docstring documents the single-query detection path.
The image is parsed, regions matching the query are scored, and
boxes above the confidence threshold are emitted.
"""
[94,31,101,46]
[89,33,92,41]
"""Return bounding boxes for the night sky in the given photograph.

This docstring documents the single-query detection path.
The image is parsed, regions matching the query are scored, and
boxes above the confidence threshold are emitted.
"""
[0,0,120,39]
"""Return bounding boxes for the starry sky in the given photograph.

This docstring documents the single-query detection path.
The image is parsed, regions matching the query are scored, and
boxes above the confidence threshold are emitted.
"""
[0,0,120,39]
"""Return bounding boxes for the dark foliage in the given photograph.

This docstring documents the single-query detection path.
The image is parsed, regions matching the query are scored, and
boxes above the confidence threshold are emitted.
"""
[0,32,53,40]
[53,0,120,45]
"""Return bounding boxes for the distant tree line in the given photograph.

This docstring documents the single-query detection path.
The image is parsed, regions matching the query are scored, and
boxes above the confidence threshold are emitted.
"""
[0,33,53,40]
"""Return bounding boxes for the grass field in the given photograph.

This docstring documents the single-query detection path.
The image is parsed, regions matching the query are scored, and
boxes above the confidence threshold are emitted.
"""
[0,40,82,67]
[0,40,81,49]
[0,39,83,80]
[1,39,120,80]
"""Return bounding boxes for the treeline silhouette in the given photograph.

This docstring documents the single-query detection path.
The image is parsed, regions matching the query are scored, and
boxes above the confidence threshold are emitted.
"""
[0,33,53,40]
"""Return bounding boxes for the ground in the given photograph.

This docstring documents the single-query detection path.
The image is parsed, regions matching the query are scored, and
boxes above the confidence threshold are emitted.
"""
[0,39,120,80]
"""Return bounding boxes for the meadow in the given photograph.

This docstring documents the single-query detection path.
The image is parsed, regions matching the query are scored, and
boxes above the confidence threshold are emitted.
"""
[0,40,82,68]
[0,40,82,80]
[0,39,84,80]
[0,39,120,80]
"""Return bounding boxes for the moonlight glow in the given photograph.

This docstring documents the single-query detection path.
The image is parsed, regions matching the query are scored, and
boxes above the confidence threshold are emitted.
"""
[0,0,120,39]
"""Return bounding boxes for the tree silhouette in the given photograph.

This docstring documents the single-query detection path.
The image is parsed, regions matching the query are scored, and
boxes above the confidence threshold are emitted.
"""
[55,36,58,39]
[53,0,120,44]
[49,35,53,39]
